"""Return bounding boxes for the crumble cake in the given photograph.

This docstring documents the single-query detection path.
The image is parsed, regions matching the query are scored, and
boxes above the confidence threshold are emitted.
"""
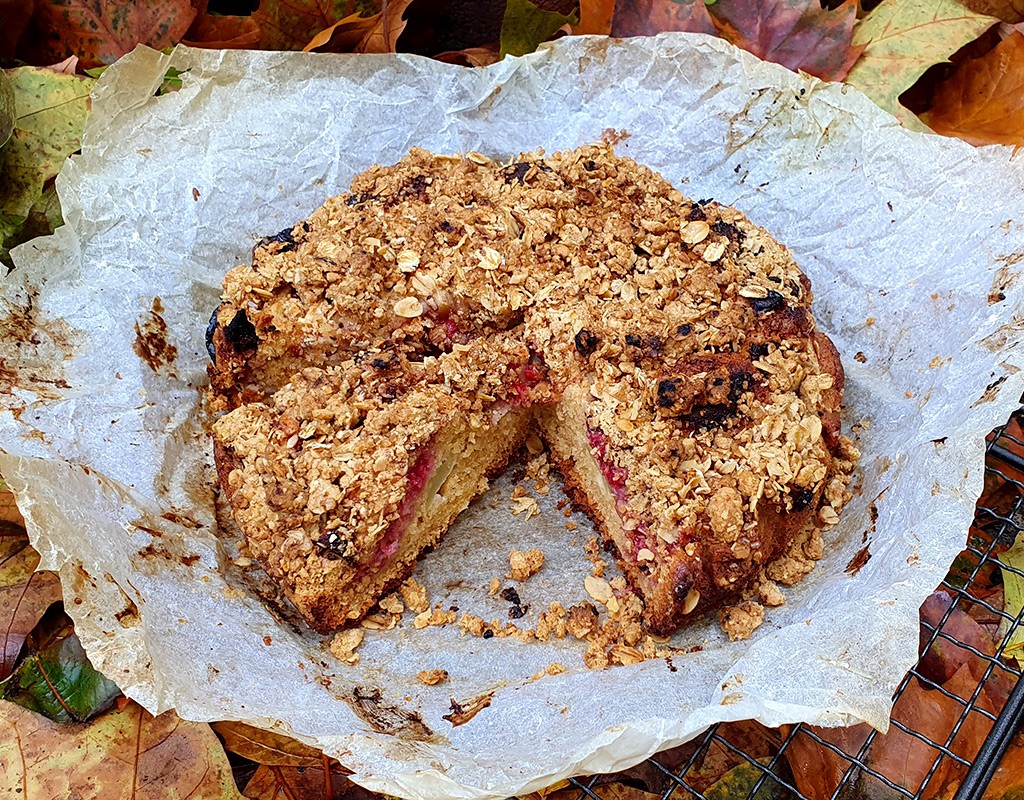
[208,143,857,635]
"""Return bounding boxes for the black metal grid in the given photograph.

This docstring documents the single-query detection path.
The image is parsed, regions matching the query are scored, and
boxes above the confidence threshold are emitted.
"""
[564,409,1024,800]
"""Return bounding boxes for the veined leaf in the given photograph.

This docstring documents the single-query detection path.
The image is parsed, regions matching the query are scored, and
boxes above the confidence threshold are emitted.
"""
[0,534,62,681]
[1,610,120,723]
[213,720,324,767]
[845,0,997,123]
[0,700,243,799]
[922,31,1024,146]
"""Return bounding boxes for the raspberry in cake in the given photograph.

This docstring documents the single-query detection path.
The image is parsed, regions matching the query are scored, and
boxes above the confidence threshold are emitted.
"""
[209,144,856,635]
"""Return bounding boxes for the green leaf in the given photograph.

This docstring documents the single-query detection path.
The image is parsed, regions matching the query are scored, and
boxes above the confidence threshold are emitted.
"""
[1,611,120,723]
[705,759,781,800]
[0,71,13,149]
[0,66,94,267]
[999,533,1024,669]
[500,0,577,59]
[845,0,997,125]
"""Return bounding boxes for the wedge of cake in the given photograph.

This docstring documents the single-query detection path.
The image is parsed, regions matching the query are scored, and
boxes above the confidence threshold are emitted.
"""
[209,143,855,634]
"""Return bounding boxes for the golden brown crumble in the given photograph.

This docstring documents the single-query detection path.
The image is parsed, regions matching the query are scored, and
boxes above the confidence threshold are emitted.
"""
[329,629,363,665]
[209,143,856,637]
[508,548,545,581]
[718,601,766,641]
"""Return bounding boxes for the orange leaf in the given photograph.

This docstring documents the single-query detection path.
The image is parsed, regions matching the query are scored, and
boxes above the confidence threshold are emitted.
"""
[611,0,717,37]
[0,536,62,681]
[17,0,197,68]
[304,13,381,53]
[354,0,415,54]
[0,487,24,527]
[922,31,1024,146]
[574,0,615,35]
[253,0,379,51]
[708,0,863,81]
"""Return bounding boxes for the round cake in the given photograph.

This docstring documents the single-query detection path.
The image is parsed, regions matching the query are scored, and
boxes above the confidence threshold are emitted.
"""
[208,143,857,635]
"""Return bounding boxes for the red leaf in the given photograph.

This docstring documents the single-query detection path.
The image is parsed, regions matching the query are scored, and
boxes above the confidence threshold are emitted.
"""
[708,0,863,81]
[611,0,716,37]
[922,31,1024,146]
[252,0,377,51]
[0,537,63,681]
[18,0,198,69]
[784,723,870,800]
[0,0,35,61]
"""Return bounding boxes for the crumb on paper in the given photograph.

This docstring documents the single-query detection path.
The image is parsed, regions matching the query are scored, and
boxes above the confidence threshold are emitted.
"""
[584,574,612,604]
[565,602,599,640]
[360,611,398,630]
[546,662,566,675]
[508,548,544,581]
[417,669,449,686]
[488,577,501,596]
[565,520,578,531]
[510,495,541,519]
[719,601,766,641]
[413,606,457,630]
[329,629,363,664]
[399,577,430,613]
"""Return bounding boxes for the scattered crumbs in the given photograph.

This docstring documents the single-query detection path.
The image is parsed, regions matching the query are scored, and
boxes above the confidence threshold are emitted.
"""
[413,606,458,630]
[584,574,612,604]
[488,577,502,596]
[854,351,867,363]
[546,662,566,675]
[565,520,578,532]
[329,629,364,665]
[361,611,399,630]
[508,548,544,581]
[232,556,252,568]
[399,577,430,613]
[379,593,405,615]
[262,635,272,646]
[417,669,449,686]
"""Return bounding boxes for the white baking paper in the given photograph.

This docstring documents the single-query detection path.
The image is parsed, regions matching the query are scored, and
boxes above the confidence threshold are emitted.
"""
[1,33,1024,800]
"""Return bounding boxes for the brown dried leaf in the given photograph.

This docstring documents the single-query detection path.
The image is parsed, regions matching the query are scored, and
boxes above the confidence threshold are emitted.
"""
[611,0,716,37]
[17,0,197,68]
[433,44,502,67]
[213,720,325,767]
[253,0,378,50]
[962,0,1024,24]
[709,0,863,81]
[922,31,1024,146]
[183,6,261,49]
[244,764,375,800]
[355,0,416,53]
[304,13,381,53]
[0,537,62,680]
[0,700,243,799]
[0,487,23,528]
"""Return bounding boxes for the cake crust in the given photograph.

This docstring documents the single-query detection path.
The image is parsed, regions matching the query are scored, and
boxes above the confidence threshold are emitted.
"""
[209,143,856,636]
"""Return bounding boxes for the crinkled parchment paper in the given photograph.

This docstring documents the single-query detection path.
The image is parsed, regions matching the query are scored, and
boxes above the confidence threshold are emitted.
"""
[1,33,1024,800]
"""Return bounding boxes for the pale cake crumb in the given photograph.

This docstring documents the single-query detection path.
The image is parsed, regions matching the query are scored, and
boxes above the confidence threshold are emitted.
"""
[508,548,544,581]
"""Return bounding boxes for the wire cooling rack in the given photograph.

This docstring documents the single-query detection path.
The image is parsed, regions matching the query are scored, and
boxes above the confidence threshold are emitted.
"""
[563,410,1024,800]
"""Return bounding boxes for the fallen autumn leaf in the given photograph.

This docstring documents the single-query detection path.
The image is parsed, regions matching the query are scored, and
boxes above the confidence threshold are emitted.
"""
[0,699,244,799]
[845,0,998,125]
[709,0,863,81]
[922,30,1024,145]
[0,534,62,681]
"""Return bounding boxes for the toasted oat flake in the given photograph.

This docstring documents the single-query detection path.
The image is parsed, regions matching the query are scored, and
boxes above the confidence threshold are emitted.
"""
[477,247,503,270]
[397,249,421,272]
[703,240,727,262]
[393,296,423,317]
[584,575,613,604]
[681,220,711,244]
